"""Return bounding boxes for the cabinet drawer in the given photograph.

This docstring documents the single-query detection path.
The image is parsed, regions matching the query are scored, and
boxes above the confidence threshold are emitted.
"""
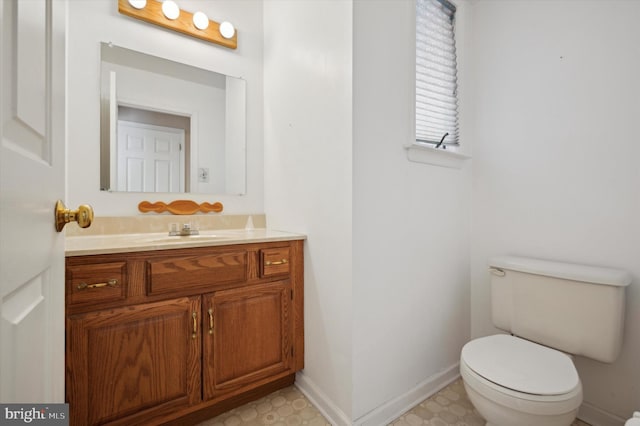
[147,251,247,296]
[66,262,127,306]
[260,247,291,278]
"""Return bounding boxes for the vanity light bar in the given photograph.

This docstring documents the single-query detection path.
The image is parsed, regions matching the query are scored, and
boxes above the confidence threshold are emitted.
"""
[118,0,237,50]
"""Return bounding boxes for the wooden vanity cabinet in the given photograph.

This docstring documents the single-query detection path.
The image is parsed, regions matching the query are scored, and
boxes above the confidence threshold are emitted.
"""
[65,240,303,426]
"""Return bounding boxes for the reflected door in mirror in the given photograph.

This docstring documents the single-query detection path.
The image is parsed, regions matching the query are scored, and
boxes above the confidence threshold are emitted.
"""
[117,121,185,192]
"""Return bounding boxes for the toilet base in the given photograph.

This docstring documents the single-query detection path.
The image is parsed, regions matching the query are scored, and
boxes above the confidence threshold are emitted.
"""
[464,381,579,426]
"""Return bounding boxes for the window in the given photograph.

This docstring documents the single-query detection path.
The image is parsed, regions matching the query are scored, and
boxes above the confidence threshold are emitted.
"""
[415,0,459,149]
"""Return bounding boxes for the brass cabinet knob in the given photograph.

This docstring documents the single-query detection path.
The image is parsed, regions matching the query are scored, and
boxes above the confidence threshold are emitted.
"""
[55,200,94,232]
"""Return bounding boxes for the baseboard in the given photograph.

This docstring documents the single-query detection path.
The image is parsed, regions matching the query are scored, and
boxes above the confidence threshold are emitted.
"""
[578,401,626,426]
[295,372,352,426]
[353,363,461,426]
[295,365,460,426]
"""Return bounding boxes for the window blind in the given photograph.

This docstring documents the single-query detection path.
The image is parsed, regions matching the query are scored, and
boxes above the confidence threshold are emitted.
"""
[416,0,459,146]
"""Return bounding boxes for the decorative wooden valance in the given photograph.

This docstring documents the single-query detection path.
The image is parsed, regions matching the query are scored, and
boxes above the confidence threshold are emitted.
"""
[138,200,223,215]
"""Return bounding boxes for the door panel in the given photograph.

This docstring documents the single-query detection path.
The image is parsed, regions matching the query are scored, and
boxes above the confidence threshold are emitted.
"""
[203,281,292,400]
[66,297,201,426]
[0,0,66,402]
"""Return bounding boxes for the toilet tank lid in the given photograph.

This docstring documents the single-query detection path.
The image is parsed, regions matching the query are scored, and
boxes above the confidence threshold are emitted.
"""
[489,256,632,287]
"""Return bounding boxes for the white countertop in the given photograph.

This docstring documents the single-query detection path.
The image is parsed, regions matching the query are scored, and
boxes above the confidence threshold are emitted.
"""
[65,228,306,256]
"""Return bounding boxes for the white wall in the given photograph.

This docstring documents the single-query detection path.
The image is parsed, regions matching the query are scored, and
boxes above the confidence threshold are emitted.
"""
[263,0,354,423]
[264,0,471,423]
[470,1,640,423]
[352,0,471,423]
[67,0,263,215]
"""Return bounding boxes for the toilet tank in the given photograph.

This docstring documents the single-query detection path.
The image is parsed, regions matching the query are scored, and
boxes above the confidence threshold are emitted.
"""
[489,256,631,363]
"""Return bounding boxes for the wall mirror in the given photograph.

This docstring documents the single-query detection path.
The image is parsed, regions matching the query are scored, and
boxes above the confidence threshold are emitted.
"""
[100,42,246,194]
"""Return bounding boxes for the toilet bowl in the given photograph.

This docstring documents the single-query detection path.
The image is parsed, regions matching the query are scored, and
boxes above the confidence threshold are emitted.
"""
[460,334,582,426]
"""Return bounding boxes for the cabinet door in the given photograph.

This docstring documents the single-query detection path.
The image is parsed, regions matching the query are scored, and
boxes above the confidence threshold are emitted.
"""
[66,297,201,426]
[203,281,292,400]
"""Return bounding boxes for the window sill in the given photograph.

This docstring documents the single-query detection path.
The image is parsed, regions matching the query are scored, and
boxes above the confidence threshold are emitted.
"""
[404,143,471,169]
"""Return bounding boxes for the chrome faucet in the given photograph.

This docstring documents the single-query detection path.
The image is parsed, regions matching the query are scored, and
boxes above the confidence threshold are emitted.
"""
[169,222,200,236]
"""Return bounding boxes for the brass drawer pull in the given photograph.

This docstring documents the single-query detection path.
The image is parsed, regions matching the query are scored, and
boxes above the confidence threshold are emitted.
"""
[192,311,198,339]
[265,259,288,266]
[208,308,214,334]
[77,279,119,290]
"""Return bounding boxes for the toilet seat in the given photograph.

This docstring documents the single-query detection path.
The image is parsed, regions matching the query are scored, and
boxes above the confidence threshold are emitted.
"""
[462,334,579,395]
[460,335,582,416]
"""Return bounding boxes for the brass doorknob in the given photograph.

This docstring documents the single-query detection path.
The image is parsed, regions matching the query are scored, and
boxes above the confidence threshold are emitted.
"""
[55,200,94,232]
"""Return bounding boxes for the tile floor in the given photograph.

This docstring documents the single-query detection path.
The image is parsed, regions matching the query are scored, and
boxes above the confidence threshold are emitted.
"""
[196,386,327,426]
[197,379,591,426]
[391,379,590,426]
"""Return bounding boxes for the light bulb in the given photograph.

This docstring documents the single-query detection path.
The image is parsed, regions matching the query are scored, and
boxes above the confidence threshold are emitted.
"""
[193,11,209,30]
[219,21,235,39]
[161,0,180,20]
[128,0,147,9]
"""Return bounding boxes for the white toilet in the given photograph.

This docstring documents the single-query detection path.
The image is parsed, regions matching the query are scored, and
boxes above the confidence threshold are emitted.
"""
[627,412,640,426]
[460,256,631,426]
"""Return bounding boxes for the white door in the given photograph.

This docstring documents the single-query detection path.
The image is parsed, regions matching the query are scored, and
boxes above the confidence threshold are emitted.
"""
[116,121,185,192]
[0,0,66,402]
